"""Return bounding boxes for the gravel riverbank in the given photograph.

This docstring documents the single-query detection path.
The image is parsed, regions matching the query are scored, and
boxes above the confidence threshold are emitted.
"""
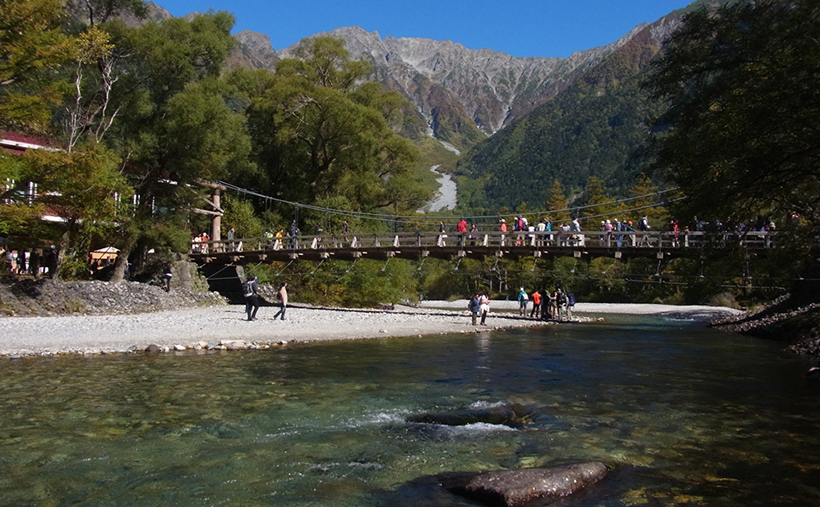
[0,298,743,358]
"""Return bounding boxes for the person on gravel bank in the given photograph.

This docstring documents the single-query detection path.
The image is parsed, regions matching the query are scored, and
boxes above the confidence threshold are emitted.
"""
[479,293,490,326]
[273,282,288,321]
[468,293,480,325]
[244,275,259,321]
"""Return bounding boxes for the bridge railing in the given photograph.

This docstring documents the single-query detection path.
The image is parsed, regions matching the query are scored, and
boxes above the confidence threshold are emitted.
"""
[189,230,777,255]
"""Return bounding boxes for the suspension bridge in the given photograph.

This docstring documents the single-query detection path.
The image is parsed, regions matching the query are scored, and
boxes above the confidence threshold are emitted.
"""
[188,229,777,266]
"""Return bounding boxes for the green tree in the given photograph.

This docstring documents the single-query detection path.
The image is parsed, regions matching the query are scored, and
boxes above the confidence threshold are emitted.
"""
[0,153,45,237]
[280,36,371,91]
[222,194,264,239]
[646,0,820,234]
[624,173,668,226]
[242,37,421,215]
[547,180,570,223]
[20,143,132,278]
[62,26,120,152]
[101,12,251,280]
[0,0,73,131]
[582,176,618,224]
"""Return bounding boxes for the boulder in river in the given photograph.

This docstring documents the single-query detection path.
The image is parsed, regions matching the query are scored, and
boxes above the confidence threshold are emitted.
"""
[406,403,535,429]
[437,462,609,507]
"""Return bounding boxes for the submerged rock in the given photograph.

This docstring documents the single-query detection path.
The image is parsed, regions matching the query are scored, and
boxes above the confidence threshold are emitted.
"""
[406,403,535,429]
[437,462,609,507]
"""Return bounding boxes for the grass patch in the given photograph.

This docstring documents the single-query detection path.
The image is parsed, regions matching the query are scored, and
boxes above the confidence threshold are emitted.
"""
[64,299,86,314]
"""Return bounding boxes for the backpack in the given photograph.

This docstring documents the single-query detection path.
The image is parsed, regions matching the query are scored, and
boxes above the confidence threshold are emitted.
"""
[567,293,575,306]
[468,297,479,311]
[242,280,254,298]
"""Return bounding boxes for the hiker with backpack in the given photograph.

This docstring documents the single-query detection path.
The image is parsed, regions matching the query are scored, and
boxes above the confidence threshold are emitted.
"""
[517,287,529,316]
[565,292,576,321]
[243,275,259,321]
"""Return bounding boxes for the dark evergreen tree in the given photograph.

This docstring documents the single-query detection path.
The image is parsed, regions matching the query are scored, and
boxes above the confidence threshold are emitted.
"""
[645,0,820,234]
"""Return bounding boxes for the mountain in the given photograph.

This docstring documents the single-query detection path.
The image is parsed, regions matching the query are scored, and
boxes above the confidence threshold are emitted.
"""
[229,31,281,69]
[106,1,724,210]
[265,26,645,150]
[133,2,700,155]
[452,10,695,211]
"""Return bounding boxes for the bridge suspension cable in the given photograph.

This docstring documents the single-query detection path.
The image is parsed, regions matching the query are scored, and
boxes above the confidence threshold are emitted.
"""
[217,180,680,226]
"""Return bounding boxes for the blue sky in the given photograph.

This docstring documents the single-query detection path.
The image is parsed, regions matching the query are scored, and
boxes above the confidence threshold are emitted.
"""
[155,0,695,58]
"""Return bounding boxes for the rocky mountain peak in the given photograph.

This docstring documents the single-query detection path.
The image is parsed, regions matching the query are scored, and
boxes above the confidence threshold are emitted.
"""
[142,3,687,149]
[272,24,664,144]
[231,31,280,69]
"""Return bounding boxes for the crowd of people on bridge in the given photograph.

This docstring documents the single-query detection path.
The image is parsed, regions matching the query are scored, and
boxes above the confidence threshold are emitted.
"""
[191,211,784,256]
[438,212,780,249]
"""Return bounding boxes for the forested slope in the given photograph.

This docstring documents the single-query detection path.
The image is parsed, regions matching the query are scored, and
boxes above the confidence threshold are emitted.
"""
[454,24,672,212]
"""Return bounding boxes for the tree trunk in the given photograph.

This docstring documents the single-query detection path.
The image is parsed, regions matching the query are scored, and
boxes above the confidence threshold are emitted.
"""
[53,224,73,281]
[110,246,131,282]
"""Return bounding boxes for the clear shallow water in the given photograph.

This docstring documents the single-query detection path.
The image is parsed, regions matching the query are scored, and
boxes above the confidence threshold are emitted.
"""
[1,315,819,507]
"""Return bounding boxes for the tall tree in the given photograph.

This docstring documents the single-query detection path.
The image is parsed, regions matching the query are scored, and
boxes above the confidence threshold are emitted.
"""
[582,176,618,223]
[242,37,421,215]
[0,0,72,131]
[63,26,120,152]
[646,0,820,234]
[547,180,570,222]
[101,12,251,279]
[21,144,132,278]
[625,173,668,226]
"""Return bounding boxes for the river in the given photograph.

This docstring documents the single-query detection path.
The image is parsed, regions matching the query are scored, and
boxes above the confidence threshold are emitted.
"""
[1,314,818,506]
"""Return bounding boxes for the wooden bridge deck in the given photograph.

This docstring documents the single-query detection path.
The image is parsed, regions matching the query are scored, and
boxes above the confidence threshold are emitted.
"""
[189,230,777,265]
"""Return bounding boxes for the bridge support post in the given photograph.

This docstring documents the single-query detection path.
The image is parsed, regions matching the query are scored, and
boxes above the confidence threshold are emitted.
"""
[212,188,221,244]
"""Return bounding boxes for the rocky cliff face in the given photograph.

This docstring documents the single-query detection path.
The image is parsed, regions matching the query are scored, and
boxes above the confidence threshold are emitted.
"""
[119,3,687,149]
[271,26,648,142]
[229,31,281,70]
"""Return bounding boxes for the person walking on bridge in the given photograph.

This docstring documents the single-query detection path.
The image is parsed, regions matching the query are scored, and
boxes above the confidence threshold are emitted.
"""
[638,215,651,246]
[437,221,447,247]
[456,218,468,247]
[289,221,300,249]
